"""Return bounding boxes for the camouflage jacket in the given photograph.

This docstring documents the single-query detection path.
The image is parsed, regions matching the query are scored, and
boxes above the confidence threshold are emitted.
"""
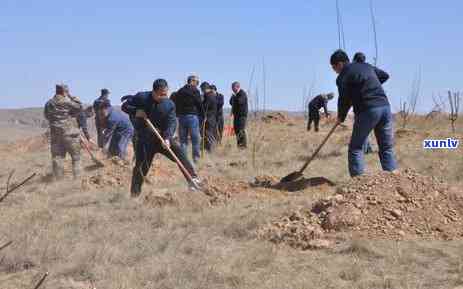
[44,94,83,136]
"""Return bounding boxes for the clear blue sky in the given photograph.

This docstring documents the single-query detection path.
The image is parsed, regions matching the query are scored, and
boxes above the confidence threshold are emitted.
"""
[1,0,461,112]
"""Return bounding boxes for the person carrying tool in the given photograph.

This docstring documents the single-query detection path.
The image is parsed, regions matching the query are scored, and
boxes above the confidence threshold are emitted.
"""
[121,79,201,197]
[230,81,248,149]
[331,49,397,177]
[93,88,111,148]
[99,101,134,160]
[44,84,83,180]
[307,93,334,132]
[200,82,218,152]
[171,75,203,163]
[211,85,225,144]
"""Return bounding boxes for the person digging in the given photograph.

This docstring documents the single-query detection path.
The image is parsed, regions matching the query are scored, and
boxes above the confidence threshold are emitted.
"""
[121,79,202,197]
[331,49,397,177]
[307,93,334,132]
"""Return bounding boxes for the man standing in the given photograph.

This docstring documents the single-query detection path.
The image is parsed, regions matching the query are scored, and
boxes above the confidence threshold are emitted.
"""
[211,85,225,144]
[330,49,397,177]
[44,84,83,180]
[201,82,218,152]
[93,88,111,148]
[230,81,248,149]
[121,79,201,197]
[307,93,334,132]
[172,75,203,163]
[99,101,134,160]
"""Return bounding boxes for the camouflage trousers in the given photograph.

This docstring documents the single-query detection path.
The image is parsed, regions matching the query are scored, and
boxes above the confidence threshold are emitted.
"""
[50,133,81,180]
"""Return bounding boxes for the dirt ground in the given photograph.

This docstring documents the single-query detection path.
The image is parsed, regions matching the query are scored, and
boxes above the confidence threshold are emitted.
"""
[0,110,462,289]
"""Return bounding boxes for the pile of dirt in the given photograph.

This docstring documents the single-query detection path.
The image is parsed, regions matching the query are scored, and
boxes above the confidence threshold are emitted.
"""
[144,192,179,208]
[261,112,289,124]
[202,177,251,205]
[259,169,463,250]
[81,157,132,189]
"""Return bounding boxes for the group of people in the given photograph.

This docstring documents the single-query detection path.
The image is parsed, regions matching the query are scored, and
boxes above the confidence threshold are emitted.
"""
[44,76,249,195]
[44,49,397,195]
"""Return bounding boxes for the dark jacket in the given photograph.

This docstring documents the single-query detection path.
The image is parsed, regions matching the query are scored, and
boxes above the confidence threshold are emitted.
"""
[230,90,248,117]
[173,84,203,116]
[121,91,177,141]
[309,95,329,116]
[203,92,218,120]
[336,62,390,122]
[216,93,224,120]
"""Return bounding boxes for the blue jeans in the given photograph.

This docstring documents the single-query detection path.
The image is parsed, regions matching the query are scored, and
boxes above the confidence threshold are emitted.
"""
[178,115,201,162]
[349,105,397,176]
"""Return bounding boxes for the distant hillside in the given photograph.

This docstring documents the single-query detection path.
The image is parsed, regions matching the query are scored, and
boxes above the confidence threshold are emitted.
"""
[0,108,47,128]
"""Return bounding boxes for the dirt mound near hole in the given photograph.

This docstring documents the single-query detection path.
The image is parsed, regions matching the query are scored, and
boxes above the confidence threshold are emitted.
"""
[144,192,179,208]
[259,169,463,250]
[202,177,251,205]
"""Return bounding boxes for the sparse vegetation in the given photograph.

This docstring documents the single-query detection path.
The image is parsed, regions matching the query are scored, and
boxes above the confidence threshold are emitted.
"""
[0,108,462,288]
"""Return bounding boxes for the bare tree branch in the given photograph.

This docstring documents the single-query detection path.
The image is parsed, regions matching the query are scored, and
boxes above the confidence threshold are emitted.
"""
[0,240,13,252]
[0,172,37,203]
[33,272,49,289]
[370,0,379,65]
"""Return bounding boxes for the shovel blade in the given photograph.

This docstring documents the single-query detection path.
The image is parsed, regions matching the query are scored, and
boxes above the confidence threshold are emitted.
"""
[280,171,303,183]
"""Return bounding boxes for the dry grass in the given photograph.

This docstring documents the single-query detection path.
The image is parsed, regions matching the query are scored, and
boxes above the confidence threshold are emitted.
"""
[0,113,462,288]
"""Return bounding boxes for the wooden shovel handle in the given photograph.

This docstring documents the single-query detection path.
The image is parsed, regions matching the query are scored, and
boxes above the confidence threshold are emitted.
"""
[299,122,339,173]
[144,119,195,184]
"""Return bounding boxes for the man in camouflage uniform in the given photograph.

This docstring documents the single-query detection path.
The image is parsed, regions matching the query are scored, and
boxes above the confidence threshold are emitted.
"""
[44,84,83,180]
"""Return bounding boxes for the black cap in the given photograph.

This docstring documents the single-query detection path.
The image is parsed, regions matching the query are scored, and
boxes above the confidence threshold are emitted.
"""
[330,49,350,66]
[101,88,110,96]
[200,81,210,90]
[353,52,366,63]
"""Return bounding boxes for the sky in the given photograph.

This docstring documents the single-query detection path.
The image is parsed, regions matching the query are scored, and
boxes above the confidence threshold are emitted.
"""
[0,0,462,112]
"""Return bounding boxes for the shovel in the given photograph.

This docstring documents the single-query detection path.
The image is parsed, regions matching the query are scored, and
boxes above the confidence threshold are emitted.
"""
[144,118,201,190]
[80,134,105,167]
[280,122,339,183]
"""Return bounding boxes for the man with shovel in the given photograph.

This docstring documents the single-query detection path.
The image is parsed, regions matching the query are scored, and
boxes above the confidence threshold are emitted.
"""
[307,93,334,132]
[121,79,201,197]
[330,49,397,177]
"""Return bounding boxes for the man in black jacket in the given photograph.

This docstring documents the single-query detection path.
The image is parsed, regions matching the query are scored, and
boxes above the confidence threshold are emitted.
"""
[331,49,397,177]
[200,82,218,152]
[121,79,200,197]
[307,93,334,132]
[211,85,224,144]
[230,81,248,149]
[172,75,203,163]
